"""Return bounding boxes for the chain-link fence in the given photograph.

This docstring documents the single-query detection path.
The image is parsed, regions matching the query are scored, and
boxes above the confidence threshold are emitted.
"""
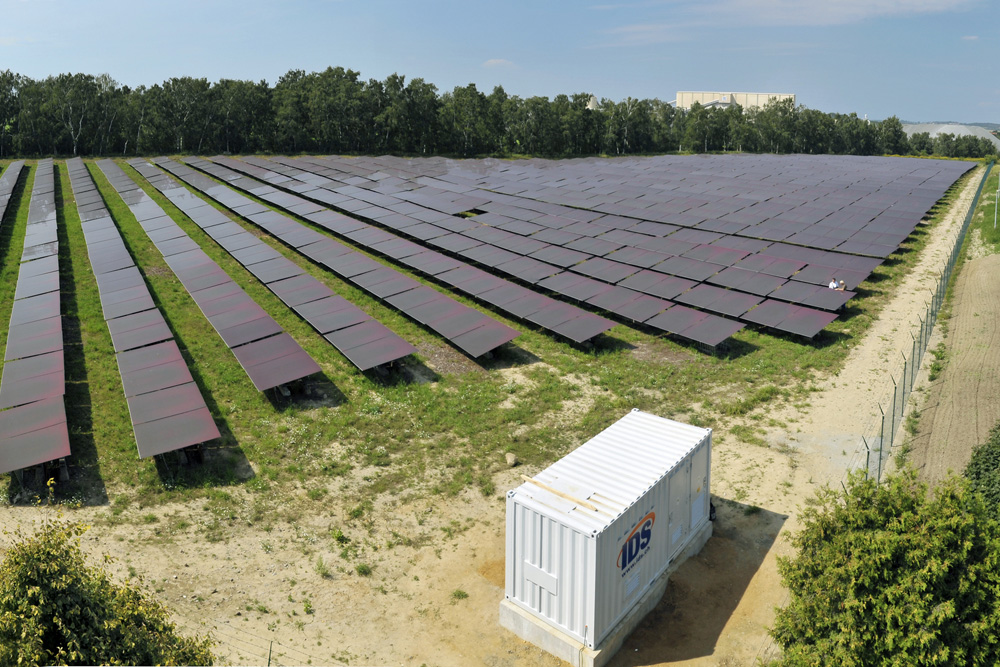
[852,161,994,482]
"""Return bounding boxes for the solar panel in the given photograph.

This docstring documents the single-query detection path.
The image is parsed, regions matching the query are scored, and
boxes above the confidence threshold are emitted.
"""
[0,396,71,475]
[120,357,194,398]
[9,291,61,326]
[231,332,324,384]
[645,306,708,336]
[132,407,220,458]
[450,322,520,356]
[572,258,639,283]
[126,382,212,426]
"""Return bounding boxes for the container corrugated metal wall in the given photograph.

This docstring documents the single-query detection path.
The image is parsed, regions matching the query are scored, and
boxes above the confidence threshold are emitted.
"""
[505,409,711,648]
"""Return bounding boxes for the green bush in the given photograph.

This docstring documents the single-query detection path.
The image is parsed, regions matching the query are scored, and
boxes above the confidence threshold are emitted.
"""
[0,519,213,666]
[965,422,1000,507]
[770,470,1000,666]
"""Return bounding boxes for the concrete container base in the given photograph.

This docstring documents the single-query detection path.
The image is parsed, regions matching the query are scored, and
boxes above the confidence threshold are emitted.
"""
[499,520,713,667]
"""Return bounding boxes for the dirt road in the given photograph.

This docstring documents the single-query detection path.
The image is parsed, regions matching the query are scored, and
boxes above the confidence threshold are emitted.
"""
[909,239,1000,484]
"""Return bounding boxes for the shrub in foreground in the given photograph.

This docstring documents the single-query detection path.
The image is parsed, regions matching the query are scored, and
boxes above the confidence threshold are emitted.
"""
[0,519,213,665]
[964,422,1000,506]
[771,470,1000,666]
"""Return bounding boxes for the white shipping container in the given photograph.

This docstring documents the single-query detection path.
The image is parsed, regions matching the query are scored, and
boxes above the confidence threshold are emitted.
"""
[504,409,711,649]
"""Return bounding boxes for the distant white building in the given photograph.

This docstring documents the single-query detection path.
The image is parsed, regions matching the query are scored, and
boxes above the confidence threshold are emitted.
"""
[674,91,796,111]
[903,123,1000,150]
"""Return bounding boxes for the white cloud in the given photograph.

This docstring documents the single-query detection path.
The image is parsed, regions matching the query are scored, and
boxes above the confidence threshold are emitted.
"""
[712,0,980,26]
[482,58,514,68]
[599,22,682,46]
[589,0,681,9]
[0,34,37,47]
[961,35,979,40]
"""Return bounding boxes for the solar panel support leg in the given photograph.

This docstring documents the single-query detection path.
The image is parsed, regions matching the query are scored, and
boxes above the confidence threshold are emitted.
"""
[177,449,189,466]
[58,458,69,482]
[278,384,291,398]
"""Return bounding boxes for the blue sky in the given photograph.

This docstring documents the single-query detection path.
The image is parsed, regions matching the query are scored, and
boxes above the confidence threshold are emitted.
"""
[0,0,995,123]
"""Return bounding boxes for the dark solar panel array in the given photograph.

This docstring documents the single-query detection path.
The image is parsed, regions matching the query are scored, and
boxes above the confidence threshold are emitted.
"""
[0,159,71,475]
[240,153,971,341]
[226,155,741,345]
[123,161,417,371]
[144,157,521,357]
[66,158,220,458]
[95,160,321,390]
[199,156,617,346]
[0,161,25,224]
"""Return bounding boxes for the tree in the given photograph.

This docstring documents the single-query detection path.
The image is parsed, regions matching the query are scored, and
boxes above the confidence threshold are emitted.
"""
[0,519,214,665]
[602,96,653,154]
[439,83,490,156]
[795,108,835,154]
[159,76,213,153]
[306,66,366,153]
[214,78,272,154]
[272,69,312,153]
[0,69,22,158]
[909,131,933,155]
[770,470,1000,666]
[878,115,909,155]
[752,97,797,154]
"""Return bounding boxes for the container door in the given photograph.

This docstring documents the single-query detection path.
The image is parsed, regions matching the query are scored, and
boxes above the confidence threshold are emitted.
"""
[689,442,710,530]
[667,460,691,558]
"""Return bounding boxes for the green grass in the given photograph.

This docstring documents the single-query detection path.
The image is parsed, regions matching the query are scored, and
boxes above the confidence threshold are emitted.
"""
[0,158,988,540]
[971,164,1000,251]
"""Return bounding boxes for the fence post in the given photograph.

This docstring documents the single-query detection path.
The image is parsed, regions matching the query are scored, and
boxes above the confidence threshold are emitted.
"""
[862,435,871,479]
[889,377,898,452]
[878,404,886,482]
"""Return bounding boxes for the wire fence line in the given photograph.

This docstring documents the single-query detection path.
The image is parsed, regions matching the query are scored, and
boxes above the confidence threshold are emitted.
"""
[850,160,995,483]
[756,162,995,666]
[171,608,347,667]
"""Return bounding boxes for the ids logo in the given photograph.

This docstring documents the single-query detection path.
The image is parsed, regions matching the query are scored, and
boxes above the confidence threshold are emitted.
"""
[617,512,655,575]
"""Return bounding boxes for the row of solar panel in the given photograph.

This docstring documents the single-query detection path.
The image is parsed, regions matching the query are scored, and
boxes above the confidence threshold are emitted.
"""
[124,159,418,371]
[211,156,754,346]
[227,156,758,345]
[65,158,221,459]
[291,154,884,288]
[198,156,622,346]
[265,155,925,339]
[94,160,322,391]
[464,158,964,256]
[300,153,965,265]
[0,161,23,222]
[0,160,72,475]
[310,157,848,339]
[147,157,524,357]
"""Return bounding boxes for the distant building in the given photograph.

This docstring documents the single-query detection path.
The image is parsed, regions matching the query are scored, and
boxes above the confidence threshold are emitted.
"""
[902,123,1000,151]
[674,91,796,111]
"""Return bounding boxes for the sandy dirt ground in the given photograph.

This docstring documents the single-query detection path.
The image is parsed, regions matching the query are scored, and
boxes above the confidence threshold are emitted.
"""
[0,167,989,667]
[908,229,1000,484]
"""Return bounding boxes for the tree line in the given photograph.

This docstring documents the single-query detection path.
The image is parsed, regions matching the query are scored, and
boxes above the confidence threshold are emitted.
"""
[0,68,996,160]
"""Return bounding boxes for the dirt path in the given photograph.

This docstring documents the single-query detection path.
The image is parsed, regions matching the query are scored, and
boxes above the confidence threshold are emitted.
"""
[908,239,1000,484]
[0,167,987,667]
